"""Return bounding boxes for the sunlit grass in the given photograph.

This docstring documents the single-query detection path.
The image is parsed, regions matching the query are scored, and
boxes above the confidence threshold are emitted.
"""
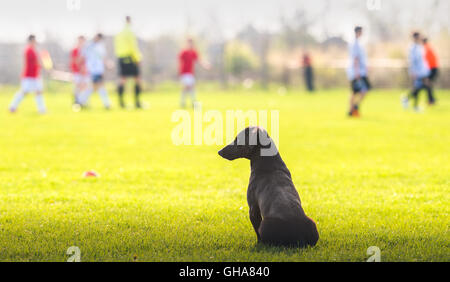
[0,84,448,261]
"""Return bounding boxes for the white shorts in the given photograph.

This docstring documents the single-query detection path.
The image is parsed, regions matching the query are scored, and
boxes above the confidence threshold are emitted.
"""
[21,78,43,93]
[73,73,90,85]
[180,73,195,87]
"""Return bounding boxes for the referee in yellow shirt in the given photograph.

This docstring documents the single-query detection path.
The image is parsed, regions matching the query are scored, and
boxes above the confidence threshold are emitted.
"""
[115,16,143,109]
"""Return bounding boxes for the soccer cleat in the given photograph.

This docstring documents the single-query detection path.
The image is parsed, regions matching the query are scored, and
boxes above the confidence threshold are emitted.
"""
[414,106,423,113]
[9,108,16,113]
[352,109,360,117]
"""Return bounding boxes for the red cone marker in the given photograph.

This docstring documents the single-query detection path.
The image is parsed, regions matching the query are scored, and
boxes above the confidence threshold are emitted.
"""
[83,170,99,178]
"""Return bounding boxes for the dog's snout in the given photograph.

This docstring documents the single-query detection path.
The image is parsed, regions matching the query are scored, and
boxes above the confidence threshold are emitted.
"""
[218,144,237,160]
[218,145,230,159]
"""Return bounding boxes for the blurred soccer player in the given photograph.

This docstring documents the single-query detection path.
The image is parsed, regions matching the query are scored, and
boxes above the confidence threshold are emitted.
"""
[178,38,210,108]
[9,35,46,114]
[302,53,314,92]
[422,37,439,105]
[347,26,371,117]
[79,33,111,109]
[115,16,143,109]
[402,32,431,112]
[70,35,88,106]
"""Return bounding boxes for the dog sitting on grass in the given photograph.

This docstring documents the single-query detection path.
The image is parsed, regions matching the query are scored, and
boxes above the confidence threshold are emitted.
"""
[218,126,319,247]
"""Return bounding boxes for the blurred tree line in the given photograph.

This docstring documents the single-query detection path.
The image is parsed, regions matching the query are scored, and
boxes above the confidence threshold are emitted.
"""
[0,0,448,89]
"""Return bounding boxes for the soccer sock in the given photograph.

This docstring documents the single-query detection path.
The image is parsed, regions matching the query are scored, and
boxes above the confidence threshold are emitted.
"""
[427,87,435,103]
[73,85,80,104]
[134,84,141,107]
[190,89,196,103]
[189,89,197,108]
[74,87,82,104]
[79,88,93,105]
[180,91,187,107]
[9,90,25,110]
[35,94,46,113]
[99,87,111,108]
[411,89,419,108]
[348,102,355,115]
[118,84,125,107]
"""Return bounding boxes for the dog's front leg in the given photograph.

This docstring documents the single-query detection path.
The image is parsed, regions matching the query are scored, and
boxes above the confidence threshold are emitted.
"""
[249,205,262,242]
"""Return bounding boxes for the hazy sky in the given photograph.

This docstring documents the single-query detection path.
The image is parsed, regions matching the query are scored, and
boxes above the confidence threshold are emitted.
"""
[0,0,363,45]
[0,0,447,48]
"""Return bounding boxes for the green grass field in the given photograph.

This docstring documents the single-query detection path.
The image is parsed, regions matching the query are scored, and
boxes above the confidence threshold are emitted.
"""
[0,84,449,262]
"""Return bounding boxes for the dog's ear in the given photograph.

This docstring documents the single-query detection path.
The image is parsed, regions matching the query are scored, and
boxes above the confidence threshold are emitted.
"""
[255,127,278,157]
[236,126,270,159]
[242,128,257,159]
[247,126,259,146]
[234,127,259,159]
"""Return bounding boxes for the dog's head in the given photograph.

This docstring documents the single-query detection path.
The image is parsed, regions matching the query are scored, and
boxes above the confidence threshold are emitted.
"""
[218,126,278,160]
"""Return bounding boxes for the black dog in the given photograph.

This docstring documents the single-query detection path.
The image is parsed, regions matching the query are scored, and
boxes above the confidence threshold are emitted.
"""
[218,126,319,247]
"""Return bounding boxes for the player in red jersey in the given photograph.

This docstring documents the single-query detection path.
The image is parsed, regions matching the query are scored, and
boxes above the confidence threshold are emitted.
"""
[178,38,210,108]
[9,35,46,114]
[70,36,89,106]
[422,37,439,105]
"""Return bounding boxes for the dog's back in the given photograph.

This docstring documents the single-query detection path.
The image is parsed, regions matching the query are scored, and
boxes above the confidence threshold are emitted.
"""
[251,171,319,247]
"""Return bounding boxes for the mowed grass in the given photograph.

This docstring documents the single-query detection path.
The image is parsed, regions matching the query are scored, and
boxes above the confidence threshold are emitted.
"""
[0,83,449,262]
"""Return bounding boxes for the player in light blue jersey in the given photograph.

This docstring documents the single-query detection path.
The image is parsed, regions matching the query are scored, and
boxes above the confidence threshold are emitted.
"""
[79,33,111,109]
[402,32,431,112]
[347,26,372,117]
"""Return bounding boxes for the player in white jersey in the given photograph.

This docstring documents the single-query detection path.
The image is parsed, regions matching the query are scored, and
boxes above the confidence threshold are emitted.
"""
[78,33,111,109]
[347,26,372,117]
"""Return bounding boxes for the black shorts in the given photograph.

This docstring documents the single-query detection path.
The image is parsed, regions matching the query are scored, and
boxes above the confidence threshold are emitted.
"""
[92,74,104,83]
[118,57,140,77]
[428,68,439,82]
[351,76,372,94]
